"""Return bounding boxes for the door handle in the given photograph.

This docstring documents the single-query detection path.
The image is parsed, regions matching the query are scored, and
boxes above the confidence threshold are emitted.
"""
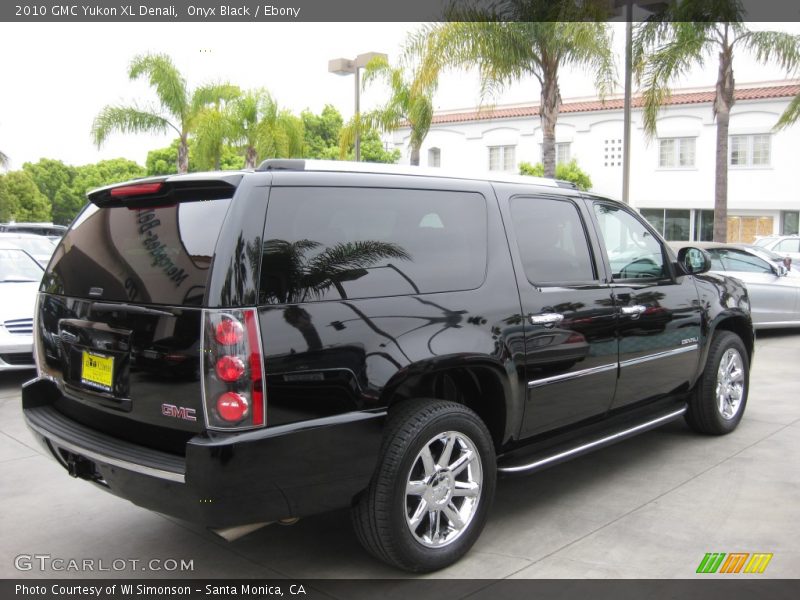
[530,313,564,327]
[621,305,647,319]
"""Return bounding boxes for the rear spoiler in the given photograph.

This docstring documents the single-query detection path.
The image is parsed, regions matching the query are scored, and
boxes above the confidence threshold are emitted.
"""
[87,173,244,208]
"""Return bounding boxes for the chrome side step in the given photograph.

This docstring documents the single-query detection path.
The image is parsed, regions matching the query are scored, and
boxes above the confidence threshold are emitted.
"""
[498,407,687,474]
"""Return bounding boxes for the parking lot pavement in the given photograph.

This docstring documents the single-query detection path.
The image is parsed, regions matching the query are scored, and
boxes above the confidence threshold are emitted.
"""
[1,331,798,582]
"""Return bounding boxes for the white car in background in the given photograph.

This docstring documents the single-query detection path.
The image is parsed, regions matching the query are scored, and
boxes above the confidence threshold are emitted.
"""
[0,232,57,268]
[0,244,43,371]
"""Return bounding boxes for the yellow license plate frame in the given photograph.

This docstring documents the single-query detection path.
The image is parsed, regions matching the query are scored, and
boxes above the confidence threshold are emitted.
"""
[81,351,114,392]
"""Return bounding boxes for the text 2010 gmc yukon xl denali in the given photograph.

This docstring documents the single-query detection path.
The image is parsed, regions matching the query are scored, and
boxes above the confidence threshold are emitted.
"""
[23,160,753,572]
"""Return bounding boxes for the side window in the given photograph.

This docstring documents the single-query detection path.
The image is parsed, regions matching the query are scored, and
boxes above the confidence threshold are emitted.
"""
[776,239,800,253]
[260,187,487,303]
[705,250,726,271]
[510,197,596,284]
[593,203,667,280]
[718,249,772,273]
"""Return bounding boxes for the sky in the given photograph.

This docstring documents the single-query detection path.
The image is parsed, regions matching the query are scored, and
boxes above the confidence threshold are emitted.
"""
[0,21,799,170]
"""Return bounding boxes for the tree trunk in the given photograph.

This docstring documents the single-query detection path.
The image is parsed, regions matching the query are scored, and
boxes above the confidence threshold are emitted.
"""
[245,145,258,169]
[410,143,420,166]
[177,135,189,174]
[713,42,735,243]
[540,62,561,180]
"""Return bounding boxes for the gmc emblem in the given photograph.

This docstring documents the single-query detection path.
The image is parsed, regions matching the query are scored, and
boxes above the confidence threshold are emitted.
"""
[161,403,197,422]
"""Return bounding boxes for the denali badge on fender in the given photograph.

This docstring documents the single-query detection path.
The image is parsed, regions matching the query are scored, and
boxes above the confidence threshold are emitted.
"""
[161,404,197,421]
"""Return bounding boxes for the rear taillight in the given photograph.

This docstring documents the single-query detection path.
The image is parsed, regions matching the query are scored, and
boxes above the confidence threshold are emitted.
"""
[202,309,266,430]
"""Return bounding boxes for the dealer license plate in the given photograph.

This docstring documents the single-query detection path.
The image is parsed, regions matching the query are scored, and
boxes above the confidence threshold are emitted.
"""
[81,351,114,392]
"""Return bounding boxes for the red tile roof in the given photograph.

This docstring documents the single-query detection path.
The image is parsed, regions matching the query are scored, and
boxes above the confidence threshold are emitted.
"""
[429,84,800,125]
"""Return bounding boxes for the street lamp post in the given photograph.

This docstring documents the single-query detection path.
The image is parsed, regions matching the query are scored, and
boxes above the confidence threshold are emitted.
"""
[328,51,387,162]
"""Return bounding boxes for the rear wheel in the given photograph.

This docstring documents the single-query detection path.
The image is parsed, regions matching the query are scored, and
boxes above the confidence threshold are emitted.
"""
[686,331,749,435]
[352,399,496,572]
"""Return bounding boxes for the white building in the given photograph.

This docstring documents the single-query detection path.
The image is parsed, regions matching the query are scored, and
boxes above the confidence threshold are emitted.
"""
[390,81,800,243]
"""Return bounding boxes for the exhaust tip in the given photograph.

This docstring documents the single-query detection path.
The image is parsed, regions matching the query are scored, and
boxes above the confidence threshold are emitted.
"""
[209,521,271,543]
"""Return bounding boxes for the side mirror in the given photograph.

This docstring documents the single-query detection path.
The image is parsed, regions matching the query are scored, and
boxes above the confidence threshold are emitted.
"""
[775,263,788,277]
[677,247,712,275]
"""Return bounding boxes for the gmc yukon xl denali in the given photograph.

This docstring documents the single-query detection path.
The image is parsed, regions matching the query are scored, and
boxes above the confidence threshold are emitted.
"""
[23,160,753,572]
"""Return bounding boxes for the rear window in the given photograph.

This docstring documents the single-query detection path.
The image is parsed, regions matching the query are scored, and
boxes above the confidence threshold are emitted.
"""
[260,186,487,302]
[43,199,231,306]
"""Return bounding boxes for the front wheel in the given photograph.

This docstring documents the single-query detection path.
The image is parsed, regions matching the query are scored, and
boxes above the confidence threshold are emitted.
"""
[352,399,496,572]
[686,331,749,435]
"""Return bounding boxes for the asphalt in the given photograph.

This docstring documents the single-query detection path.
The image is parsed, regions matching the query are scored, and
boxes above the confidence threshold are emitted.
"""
[1,330,798,583]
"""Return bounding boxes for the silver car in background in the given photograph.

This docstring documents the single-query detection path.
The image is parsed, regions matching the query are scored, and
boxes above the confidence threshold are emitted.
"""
[0,244,43,371]
[754,234,800,264]
[672,242,799,330]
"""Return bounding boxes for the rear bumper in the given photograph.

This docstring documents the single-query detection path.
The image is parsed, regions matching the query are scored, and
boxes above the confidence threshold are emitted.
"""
[22,378,385,528]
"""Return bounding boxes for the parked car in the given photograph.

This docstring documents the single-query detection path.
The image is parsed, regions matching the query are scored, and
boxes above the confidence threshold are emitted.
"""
[753,234,800,264]
[671,242,799,329]
[0,244,43,371]
[0,222,67,240]
[0,232,57,267]
[23,161,753,572]
[735,244,793,273]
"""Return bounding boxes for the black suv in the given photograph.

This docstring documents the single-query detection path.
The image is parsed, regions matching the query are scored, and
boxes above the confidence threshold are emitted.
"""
[23,160,753,572]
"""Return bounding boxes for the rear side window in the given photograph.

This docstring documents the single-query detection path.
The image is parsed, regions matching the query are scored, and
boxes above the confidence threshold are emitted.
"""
[260,187,487,302]
[510,196,596,284]
[44,199,231,306]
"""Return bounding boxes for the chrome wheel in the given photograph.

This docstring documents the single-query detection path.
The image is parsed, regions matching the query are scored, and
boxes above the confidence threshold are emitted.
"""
[716,348,745,420]
[405,430,483,548]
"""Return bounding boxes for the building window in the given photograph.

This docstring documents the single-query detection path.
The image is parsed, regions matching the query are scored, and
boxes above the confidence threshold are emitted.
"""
[694,209,714,241]
[540,142,571,165]
[729,134,771,167]
[428,147,441,168]
[604,139,623,168]
[488,145,516,171]
[782,211,799,235]
[640,208,691,241]
[557,142,571,165]
[727,215,774,243]
[658,137,696,168]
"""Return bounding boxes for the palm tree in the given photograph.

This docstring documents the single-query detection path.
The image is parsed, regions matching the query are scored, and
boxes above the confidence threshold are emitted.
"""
[340,56,434,166]
[91,53,238,173]
[193,86,241,171]
[0,150,8,170]
[225,89,304,168]
[634,5,800,242]
[410,3,615,177]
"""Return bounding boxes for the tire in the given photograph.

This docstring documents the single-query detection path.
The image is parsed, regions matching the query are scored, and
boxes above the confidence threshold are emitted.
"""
[686,331,749,435]
[352,399,496,572]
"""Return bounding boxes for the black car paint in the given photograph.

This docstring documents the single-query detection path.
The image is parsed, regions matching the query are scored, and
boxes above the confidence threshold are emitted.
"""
[23,169,754,528]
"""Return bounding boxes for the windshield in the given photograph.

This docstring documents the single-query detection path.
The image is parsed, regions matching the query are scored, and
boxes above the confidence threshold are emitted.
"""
[3,236,55,255]
[0,248,44,282]
[753,237,776,248]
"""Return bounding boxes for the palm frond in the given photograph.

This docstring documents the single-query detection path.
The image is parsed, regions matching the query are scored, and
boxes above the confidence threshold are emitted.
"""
[634,22,714,138]
[737,30,800,71]
[774,91,800,131]
[128,53,188,122]
[0,150,9,169]
[91,106,175,147]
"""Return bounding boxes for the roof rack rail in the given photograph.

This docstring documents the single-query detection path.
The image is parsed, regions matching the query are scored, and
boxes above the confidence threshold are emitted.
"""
[256,159,306,171]
[254,158,560,188]
[555,179,578,190]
